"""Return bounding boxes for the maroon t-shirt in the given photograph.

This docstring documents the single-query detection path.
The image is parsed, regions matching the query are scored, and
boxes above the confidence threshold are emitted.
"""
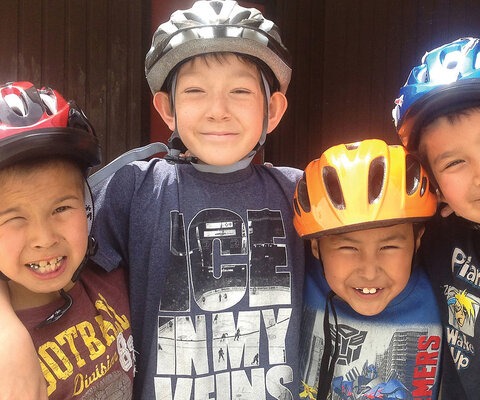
[16,263,134,399]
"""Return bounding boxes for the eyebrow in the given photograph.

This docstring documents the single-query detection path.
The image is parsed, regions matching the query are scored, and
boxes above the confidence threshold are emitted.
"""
[330,232,408,243]
[0,194,82,217]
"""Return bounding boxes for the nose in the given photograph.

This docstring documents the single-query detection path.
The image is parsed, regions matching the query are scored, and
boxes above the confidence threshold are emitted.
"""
[357,251,380,281]
[206,92,230,120]
[29,218,59,249]
[473,161,480,186]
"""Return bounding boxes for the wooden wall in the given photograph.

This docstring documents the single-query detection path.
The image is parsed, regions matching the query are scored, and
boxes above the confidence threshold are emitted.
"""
[267,0,480,169]
[0,0,479,170]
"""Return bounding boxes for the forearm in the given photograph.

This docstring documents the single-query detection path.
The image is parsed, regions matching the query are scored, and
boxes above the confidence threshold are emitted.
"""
[0,281,48,399]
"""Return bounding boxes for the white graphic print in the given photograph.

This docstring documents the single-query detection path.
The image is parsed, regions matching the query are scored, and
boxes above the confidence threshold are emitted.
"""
[155,208,294,399]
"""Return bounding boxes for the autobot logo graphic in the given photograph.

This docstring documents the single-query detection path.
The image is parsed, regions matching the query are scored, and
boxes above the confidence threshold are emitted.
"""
[331,324,367,365]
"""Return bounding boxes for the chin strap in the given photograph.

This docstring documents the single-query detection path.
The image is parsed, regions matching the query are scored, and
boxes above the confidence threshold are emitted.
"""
[71,235,98,283]
[316,290,340,399]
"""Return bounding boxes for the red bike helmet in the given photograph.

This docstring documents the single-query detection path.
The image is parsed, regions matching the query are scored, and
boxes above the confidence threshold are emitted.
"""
[0,81,101,172]
[293,139,437,238]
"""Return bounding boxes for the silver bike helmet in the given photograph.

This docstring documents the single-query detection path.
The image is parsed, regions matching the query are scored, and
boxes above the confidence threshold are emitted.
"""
[145,0,292,95]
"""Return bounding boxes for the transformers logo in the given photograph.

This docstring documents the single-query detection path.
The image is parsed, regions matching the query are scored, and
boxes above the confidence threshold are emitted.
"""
[330,324,367,365]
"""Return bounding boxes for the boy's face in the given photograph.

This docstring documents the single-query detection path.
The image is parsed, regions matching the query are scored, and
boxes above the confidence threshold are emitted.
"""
[420,110,480,223]
[0,161,88,301]
[154,53,287,166]
[312,223,421,316]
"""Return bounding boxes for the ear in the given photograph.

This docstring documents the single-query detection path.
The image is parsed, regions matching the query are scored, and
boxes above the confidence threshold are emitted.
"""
[153,92,176,131]
[415,226,425,251]
[266,92,288,134]
[310,239,321,260]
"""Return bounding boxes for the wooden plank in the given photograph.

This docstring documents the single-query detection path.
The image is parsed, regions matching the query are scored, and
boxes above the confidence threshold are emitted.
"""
[0,1,19,83]
[106,0,129,161]
[41,0,65,91]
[86,0,108,166]
[18,0,42,83]
[64,0,87,108]
[126,0,144,150]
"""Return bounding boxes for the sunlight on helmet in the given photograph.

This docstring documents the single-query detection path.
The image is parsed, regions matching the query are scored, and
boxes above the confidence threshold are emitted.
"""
[4,93,27,117]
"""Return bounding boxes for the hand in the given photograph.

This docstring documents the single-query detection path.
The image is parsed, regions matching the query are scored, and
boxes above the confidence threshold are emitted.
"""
[0,282,48,399]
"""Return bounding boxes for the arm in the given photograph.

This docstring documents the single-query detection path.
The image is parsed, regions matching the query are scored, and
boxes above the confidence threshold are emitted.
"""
[0,281,48,400]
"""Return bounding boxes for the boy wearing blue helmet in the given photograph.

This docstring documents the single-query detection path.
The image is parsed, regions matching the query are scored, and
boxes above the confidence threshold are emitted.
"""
[1,1,305,399]
[393,37,480,398]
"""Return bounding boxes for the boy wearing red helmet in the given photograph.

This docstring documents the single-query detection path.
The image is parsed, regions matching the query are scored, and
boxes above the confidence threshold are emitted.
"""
[293,139,442,399]
[393,37,480,399]
[0,82,135,399]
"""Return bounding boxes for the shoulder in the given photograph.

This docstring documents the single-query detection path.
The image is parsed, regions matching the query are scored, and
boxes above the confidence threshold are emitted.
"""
[256,163,303,184]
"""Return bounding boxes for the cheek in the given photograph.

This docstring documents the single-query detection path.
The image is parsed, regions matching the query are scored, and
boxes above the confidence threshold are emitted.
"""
[66,216,89,255]
[322,261,347,291]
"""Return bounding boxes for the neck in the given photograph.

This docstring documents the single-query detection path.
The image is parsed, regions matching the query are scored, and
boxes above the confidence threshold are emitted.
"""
[8,280,75,311]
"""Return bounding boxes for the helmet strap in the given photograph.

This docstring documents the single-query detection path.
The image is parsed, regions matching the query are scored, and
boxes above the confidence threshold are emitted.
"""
[71,235,97,283]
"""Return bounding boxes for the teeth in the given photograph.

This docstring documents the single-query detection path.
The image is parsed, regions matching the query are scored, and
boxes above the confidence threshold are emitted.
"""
[356,287,379,294]
[26,257,63,273]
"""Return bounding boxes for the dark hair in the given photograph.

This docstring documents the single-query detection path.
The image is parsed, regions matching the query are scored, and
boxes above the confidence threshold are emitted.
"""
[162,51,280,95]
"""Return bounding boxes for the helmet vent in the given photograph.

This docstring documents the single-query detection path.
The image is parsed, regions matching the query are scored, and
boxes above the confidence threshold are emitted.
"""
[405,154,421,195]
[296,174,311,213]
[230,10,251,24]
[210,1,224,15]
[420,176,428,196]
[39,91,58,116]
[323,166,345,209]
[4,93,27,117]
[368,157,385,203]
[442,50,460,69]
[345,142,360,150]
[183,11,206,24]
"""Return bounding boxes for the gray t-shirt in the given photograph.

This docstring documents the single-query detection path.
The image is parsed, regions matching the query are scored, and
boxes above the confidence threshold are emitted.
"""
[92,159,305,400]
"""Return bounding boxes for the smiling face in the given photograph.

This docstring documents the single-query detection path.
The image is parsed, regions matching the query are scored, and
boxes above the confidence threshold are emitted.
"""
[420,109,480,223]
[154,53,287,166]
[312,223,421,316]
[0,159,88,308]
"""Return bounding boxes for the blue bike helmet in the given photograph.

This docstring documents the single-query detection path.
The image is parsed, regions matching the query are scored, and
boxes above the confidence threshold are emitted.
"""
[392,37,480,150]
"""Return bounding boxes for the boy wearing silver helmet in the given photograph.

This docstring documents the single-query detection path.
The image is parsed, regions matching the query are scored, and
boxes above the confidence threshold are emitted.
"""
[92,1,303,399]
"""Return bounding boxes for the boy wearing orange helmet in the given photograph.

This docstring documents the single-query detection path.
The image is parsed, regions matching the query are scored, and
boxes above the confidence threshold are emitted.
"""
[392,37,480,399]
[293,139,442,399]
[0,81,135,399]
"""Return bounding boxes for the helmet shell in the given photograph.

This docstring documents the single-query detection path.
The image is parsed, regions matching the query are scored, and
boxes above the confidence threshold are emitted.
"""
[392,37,480,150]
[145,0,292,94]
[0,81,101,172]
[293,139,437,238]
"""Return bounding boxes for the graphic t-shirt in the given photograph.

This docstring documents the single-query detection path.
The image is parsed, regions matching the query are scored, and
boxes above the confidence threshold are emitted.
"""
[92,160,305,400]
[420,213,480,399]
[16,264,134,400]
[300,258,442,400]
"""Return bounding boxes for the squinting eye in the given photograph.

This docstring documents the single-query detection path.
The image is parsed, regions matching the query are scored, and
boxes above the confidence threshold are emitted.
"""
[381,245,399,250]
[232,88,252,94]
[444,159,464,169]
[54,206,71,214]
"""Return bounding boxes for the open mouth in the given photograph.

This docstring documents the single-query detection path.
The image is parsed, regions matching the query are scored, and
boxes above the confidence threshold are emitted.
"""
[26,256,64,274]
[355,287,382,294]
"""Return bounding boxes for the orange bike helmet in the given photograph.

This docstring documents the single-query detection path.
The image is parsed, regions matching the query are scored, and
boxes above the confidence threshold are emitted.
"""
[293,139,437,238]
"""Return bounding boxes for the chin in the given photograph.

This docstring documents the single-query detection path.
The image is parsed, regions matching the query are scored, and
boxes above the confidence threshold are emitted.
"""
[353,304,387,317]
